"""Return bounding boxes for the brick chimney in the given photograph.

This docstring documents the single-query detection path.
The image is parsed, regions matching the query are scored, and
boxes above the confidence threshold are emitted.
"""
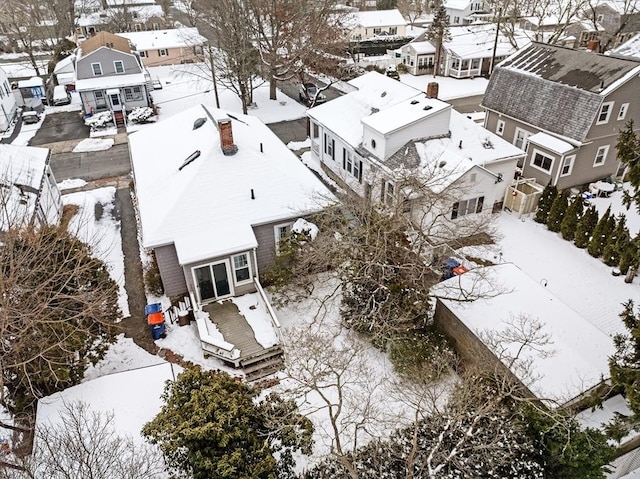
[426,82,439,99]
[586,40,600,52]
[218,118,237,156]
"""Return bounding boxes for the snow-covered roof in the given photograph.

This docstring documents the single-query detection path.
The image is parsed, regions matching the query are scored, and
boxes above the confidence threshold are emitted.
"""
[444,0,471,10]
[361,95,450,135]
[307,71,422,148]
[445,24,531,59]
[106,0,154,5]
[406,41,436,54]
[576,394,633,443]
[0,144,50,230]
[353,9,407,28]
[117,28,206,51]
[610,33,640,60]
[75,72,147,92]
[527,132,575,154]
[129,105,333,264]
[17,77,43,88]
[36,363,176,443]
[412,110,523,191]
[53,55,75,75]
[432,263,615,404]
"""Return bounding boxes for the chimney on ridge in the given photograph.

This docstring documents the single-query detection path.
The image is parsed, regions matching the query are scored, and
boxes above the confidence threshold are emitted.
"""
[218,117,238,156]
[426,82,439,99]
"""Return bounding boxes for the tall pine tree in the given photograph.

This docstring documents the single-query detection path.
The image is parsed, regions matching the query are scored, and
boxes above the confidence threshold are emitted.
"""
[610,301,640,415]
[561,195,584,241]
[588,206,614,257]
[603,215,629,266]
[534,184,558,224]
[619,237,639,274]
[617,119,640,211]
[574,205,599,248]
[426,5,451,77]
[546,190,568,233]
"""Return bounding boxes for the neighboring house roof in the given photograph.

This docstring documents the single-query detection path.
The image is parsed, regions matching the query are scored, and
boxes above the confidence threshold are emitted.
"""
[53,55,75,75]
[610,32,640,59]
[409,24,530,60]
[17,77,43,89]
[129,105,333,265]
[75,72,147,92]
[385,109,524,191]
[307,72,422,149]
[432,263,614,405]
[444,0,471,10]
[36,362,175,446]
[0,144,52,229]
[527,132,575,154]
[353,8,407,28]
[117,28,206,51]
[80,31,132,56]
[482,42,640,141]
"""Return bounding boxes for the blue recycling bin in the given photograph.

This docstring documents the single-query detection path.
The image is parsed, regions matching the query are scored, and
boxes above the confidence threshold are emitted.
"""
[150,322,166,340]
[145,303,162,316]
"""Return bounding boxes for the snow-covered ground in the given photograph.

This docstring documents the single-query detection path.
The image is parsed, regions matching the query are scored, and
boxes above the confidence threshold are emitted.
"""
[147,64,307,125]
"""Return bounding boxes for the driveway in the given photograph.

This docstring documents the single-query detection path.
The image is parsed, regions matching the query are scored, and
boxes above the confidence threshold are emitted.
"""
[29,111,90,146]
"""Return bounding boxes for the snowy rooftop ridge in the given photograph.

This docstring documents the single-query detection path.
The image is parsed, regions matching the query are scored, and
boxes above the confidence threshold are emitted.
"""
[352,9,407,28]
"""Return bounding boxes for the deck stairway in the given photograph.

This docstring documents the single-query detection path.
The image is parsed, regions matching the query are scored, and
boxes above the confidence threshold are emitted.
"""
[203,301,284,381]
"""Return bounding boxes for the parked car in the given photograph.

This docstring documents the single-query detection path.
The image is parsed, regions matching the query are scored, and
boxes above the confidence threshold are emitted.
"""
[53,85,71,106]
[299,82,327,106]
[21,111,40,124]
[152,78,163,90]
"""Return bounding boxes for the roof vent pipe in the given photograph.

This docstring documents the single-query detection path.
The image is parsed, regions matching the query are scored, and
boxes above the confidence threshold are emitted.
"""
[251,188,255,200]
[458,140,463,149]
[260,143,263,153]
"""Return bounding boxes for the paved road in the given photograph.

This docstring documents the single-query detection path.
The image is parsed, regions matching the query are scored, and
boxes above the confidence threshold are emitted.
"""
[268,118,308,145]
[50,143,131,181]
[448,94,484,114]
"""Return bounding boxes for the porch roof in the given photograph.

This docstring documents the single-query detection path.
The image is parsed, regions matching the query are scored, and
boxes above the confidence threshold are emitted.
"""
[528,132,575,155]
[175,223,257,265]
[75,72,147,92]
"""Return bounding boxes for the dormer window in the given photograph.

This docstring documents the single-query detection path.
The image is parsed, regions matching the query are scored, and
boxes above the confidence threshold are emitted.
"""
[114,60,125,74]
[91,62,102,75]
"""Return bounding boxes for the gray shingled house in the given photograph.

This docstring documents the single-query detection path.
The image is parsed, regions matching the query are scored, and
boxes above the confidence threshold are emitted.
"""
[482,42,640,191]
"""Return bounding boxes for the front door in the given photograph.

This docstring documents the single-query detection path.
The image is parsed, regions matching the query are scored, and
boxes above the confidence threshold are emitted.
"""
[193,260,232,303]
[109,92,122,111]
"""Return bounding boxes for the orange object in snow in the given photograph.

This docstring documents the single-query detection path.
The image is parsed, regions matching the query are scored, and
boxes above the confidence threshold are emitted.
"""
[453,265,468,276]
[147,312,165,325]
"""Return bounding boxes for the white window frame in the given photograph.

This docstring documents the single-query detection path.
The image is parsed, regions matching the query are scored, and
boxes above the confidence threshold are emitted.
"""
[158,48,168,57]
[139,50,147,58]
[91,62,102,75]
[618,103,629,121]
[530,148,554,173]
[274,222,293,254]
[123,86,143,101]
[513,127,531,150]
[560,155,575,177]
[594,145,609,166]
[231,253,252,285]
[496,119,505,136]
[596,101,614,125]
[384,181,395,206]
[113,60,125,74]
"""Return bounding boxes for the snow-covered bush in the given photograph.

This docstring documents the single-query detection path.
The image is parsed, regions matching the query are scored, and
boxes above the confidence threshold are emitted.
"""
[84,111,112,130]
[128,106,154,124]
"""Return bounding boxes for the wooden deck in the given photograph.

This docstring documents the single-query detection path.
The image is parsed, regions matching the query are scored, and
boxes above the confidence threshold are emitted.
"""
[202,300,269,361]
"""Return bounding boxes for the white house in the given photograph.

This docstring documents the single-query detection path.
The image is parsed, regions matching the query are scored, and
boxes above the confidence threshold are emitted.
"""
[444,0,491,25]
[0,66,17,132]
[401,24,531,77]
[117,28,207,67]
[0,144,63,230]
[307,72,523,237]
[349,9,408,41]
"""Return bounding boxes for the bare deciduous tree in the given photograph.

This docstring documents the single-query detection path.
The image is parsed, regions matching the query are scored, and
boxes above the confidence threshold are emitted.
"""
[1,401,165,478]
